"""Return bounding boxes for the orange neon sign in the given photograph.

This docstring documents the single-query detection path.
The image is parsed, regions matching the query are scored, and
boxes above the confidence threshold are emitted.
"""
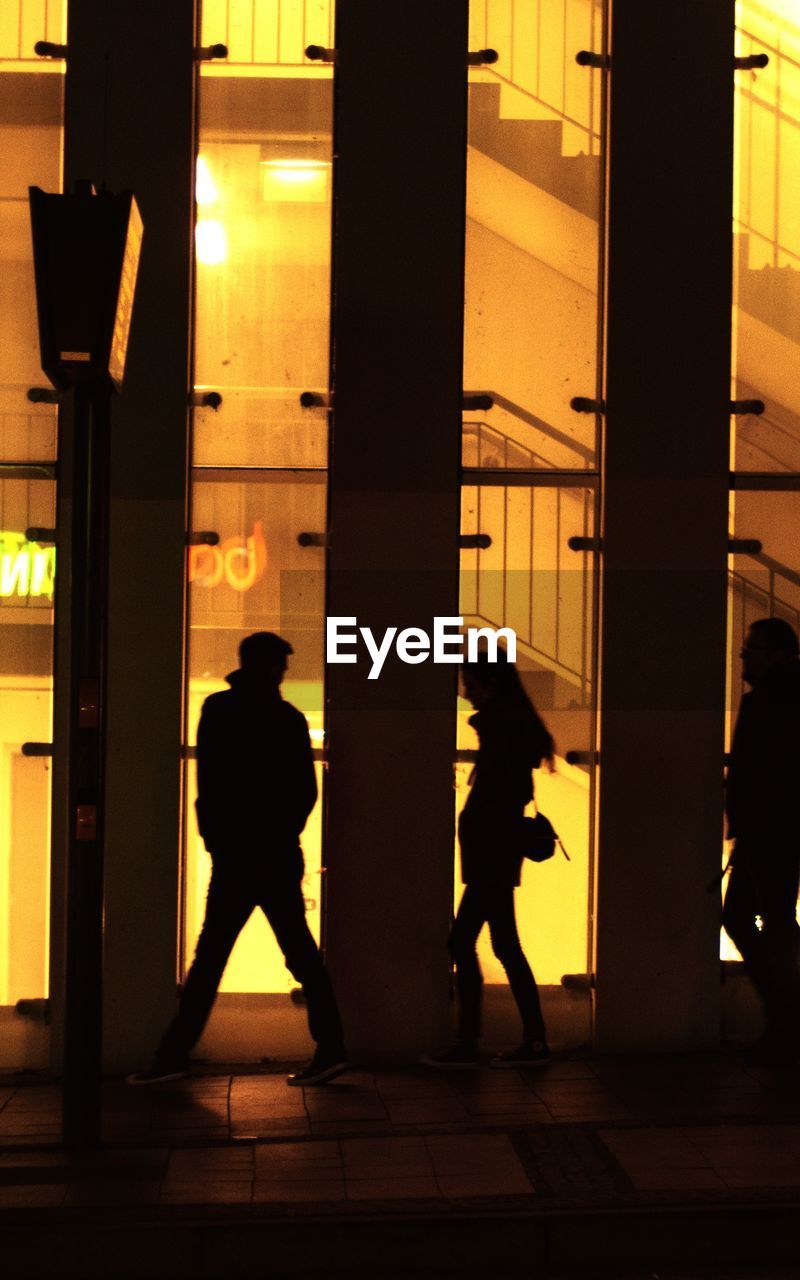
[188,521,267,591]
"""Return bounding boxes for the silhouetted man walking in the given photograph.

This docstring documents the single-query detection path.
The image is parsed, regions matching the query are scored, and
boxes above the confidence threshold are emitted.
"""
[129,632,346,1086]
[723,616,800,1066]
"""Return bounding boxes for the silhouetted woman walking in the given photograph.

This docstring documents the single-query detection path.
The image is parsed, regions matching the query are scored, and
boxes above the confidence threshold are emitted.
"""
[427,649,554,1069]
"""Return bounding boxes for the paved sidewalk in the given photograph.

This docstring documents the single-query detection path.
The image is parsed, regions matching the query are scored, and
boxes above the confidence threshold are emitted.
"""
[2,1052,800,1277]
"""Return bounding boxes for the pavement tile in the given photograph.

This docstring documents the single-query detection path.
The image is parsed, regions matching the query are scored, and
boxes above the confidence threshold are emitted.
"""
[254,1139,340,1166]
[0,1184,67,1207]
[469,1108,554,1126]
[162,1169,254,1185]
[627,1168,728,1191]
[63,1180,162,1206]
[425,1133,527,1175]
[0,1151,70,1168]
[0,1124,62,1137]
[0,1132,61,1146]
[160,1182,253,1204]
[340,1135,432,1177]
[329,1071,375,1089]
[599,1127,728,1191]
[345,1176,441,1200]
[436,1170,535,1197]
[461,1091,543,1115]
[302,1091,387,1115]
[384,1098,470,1123]
[254,1178,346,1202]
[525,1061,596,1080]
[168,1146,252,1169]
[231,1117,310,1138]
[257,1161,342,1182]
[374,1075,466,1100]
[148,1127,231,1144]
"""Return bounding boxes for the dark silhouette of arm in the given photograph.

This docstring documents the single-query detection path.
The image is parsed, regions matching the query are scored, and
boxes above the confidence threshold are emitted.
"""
[293,712,318,833]
[195,696,228,852]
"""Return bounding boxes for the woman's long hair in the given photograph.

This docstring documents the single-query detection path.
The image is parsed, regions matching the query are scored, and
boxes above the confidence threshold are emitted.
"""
[464,648,555,768]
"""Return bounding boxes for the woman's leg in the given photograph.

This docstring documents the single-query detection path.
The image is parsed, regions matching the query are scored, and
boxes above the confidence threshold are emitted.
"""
[486,887,546,1044]
[448,886,488,1045]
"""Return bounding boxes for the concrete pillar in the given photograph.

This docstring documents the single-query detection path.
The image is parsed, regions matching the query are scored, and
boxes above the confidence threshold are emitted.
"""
[324,0,468,1061]
[593,0,735,1049]
[62,0,195,1071]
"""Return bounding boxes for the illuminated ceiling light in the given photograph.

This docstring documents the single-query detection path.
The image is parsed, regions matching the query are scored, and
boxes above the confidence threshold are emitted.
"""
[195,155,218,206]
[261,158,330,203]
[195,219,227,265]
[262,159,326,182]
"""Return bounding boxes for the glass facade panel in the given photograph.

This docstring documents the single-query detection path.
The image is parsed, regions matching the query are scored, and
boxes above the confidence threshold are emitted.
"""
[184,473,326,992]
[0,7,65,461]
[186,1,334,996]
[733,2,800,470]
[723,488,800,959]
[463,0,604,470]
[0,5,64,1064]
[194,0,333,468]
[456,483,596,984]
[0,478,56,1006]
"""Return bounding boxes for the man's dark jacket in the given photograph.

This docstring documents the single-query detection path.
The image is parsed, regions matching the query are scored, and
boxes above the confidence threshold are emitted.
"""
[726,657,800,845]
[195,669,317,874]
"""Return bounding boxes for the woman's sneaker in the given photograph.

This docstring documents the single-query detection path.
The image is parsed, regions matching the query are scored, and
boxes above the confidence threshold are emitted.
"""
[490,1040,551,1069]
[420,1043,480,1070]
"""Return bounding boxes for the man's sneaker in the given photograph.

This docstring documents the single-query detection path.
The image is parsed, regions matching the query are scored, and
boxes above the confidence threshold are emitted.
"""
[419,1043,480,1070]
[287,1049,347,1087]
[126,1061,188,1086]
[490,1040,551,1069]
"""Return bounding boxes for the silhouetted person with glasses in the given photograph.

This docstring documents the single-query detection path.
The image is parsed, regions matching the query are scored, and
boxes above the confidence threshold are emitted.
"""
[129,632,346,1087]
[723,616,800,1066]
[424,649,554,1069]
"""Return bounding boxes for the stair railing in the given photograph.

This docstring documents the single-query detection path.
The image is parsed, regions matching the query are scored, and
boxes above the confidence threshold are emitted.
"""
[463,389,595,467]
[468,0,604,155]
[735,3,800,271]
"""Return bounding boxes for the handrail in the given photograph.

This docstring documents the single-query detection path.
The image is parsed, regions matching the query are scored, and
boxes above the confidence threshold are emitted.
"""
[464,389,595,463]
[469,612,586,690]
[743,549,800,592]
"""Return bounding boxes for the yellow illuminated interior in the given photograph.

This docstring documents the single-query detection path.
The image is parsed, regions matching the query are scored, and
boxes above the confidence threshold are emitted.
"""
[0,491,56,1013]
[458,484,594,984]
[461,0,600,984]
[0,2,64,1039]
[732,0,800,470]
[184,470,328,994]
[187,3,335,1000]
[463,1,603,472]
[187,0,600,1000]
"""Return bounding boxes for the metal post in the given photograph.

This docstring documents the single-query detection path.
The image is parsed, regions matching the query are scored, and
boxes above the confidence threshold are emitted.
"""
[62,381,110,1149]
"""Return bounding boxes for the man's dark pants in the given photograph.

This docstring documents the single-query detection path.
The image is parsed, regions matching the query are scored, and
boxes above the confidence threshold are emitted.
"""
[722,836,800,1045]
[157,851,344,1066]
